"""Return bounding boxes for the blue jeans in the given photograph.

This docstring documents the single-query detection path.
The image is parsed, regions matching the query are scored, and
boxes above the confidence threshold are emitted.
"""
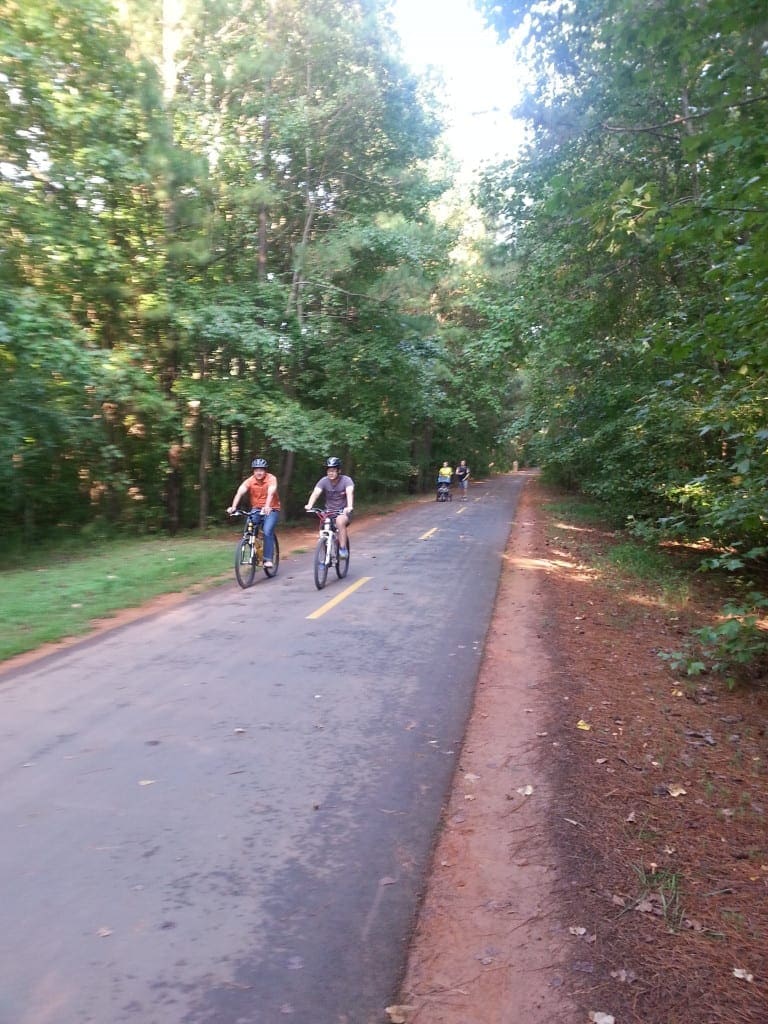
[256,509,279,560]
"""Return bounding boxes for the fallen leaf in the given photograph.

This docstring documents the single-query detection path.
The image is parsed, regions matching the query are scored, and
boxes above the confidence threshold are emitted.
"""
[564,817,583,827]
[516,784,534,797]
[464,794,476,801]
[464,772,480,783]
[589,1013,615,1024]
[96,927,113,937]
[233,727,246,734]
[569,926,587,936]
[733,968,754,982]
[625,810,637,823]
[667,784,687,797]
[385,1005,414,1023]
[611,968,637,983]
[596,758,608,764]
[577,720,592,731]
[138,779,156,787]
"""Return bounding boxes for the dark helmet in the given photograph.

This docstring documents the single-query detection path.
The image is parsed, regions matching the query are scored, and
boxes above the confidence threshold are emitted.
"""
[251,458,268,469]
[325,456,342,469]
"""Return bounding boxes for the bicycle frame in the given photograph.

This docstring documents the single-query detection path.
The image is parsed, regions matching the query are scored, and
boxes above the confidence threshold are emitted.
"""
[312,510,338,565]
[307,508,349,589]
[230,508,279,586]
[242,509,264,546]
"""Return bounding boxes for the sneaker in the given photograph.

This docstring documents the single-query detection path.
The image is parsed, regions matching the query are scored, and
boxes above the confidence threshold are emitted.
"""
[338,547,348,558]
[263,560,273,568]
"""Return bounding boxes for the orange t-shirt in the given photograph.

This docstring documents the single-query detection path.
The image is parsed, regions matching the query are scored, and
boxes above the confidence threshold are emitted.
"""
[246,472,281,511]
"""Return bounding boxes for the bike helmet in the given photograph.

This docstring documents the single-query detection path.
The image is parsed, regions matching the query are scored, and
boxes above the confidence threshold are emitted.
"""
[325,456,342,469]
[251,458,268,469]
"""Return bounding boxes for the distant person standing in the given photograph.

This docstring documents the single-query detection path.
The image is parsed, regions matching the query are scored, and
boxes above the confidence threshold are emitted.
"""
[456,459,470,497]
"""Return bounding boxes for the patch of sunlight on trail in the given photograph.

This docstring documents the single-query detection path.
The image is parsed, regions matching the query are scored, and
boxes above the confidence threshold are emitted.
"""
[505,552,598,582]
[552,520,601,534]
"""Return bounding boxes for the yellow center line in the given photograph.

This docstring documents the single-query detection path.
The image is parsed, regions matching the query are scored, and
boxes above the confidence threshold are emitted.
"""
[306,576,373,619]
[420,527,438,540]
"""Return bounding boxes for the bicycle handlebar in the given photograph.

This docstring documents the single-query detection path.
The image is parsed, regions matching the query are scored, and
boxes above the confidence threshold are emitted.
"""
[307,508,343,527]
[228,508,265,518]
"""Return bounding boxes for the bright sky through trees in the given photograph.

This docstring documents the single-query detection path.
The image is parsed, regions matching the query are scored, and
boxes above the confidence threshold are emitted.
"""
[392,0,527,171]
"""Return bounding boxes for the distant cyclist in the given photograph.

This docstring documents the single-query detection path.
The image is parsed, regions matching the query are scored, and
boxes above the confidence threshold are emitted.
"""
[227,458,281,568]
[455,459,470,497]
[305,457,355,558]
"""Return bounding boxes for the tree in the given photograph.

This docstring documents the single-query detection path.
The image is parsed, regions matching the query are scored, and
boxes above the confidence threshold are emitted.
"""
[473,0,768,546]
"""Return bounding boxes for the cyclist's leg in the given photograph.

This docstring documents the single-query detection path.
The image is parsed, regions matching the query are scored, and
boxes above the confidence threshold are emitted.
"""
[262,509,279,562]
[335,511,350,552]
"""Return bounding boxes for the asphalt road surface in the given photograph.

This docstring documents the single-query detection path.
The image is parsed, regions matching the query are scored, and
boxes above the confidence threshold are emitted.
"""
[0,474,525,1024]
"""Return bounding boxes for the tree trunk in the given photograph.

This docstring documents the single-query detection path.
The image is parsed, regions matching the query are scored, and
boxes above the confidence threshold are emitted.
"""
[198,414,211,530]
[280,449,296,515]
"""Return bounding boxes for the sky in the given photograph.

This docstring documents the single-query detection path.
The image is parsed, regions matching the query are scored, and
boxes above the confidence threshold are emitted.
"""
[392,0,528,172]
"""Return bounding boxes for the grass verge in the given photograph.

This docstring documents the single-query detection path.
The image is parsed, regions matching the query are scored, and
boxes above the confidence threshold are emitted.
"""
[0,533,234,660]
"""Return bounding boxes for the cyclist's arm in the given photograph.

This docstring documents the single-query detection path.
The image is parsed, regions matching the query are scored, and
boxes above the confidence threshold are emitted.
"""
[227,480,248,514]
[344,482,354,513]
[305,485,322,510]
[263,478,278,514]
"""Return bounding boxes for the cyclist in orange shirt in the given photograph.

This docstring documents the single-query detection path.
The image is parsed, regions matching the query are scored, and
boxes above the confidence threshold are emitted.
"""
[227,458,281,568]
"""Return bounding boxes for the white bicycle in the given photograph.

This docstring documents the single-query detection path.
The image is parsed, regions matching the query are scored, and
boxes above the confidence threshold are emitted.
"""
[307,508,350,590]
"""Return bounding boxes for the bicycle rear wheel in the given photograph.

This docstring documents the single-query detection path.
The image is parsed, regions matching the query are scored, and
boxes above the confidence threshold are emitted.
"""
[264,534,280,578]
[235,537,257,588]
[314,537,329,590]
[335,536,350,579]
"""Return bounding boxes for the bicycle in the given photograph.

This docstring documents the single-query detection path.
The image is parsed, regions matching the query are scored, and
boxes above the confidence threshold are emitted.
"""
[229,509,280,587]
[307,508,350,590]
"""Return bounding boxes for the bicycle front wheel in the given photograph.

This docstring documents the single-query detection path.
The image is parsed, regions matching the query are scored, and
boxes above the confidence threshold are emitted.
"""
[235,537,257,588]
[335,536,350,579]
[314,537,329,590]
[264,534,280,578]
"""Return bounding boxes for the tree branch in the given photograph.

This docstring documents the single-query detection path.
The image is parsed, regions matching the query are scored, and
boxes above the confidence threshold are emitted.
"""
[601,92,768,134]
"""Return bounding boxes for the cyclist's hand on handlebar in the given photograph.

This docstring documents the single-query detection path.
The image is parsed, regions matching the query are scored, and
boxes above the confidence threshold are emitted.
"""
[227,506,236,515]
[304,504,315,511]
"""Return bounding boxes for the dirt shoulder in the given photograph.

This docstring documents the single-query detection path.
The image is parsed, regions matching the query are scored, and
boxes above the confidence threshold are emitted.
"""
[395,474,767,1024]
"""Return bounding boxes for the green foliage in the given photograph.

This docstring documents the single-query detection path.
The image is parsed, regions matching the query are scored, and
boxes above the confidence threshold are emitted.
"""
[660,591,768,688]
[474,0,768,554]
[2,0,488,540]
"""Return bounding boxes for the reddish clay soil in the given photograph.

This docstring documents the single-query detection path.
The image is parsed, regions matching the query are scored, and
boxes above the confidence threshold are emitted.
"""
[396,475,768,1024]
